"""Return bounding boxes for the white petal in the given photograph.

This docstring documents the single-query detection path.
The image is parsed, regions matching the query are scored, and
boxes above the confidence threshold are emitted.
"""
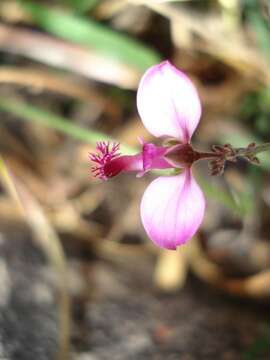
[137,61,201,142]
[140,170,205,249]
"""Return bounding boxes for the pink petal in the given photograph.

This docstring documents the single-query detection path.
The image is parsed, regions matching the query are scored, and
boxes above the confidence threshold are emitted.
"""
[142,143,172,171]
[140,169,205,250]
[137,61,201,142]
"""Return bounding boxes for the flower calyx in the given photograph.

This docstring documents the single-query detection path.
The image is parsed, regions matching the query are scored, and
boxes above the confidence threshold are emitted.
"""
[209,142,260,176]
[164,143,199,168]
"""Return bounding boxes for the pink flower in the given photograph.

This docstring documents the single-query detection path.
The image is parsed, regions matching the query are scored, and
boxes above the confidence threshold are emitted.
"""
[90,61,205,250]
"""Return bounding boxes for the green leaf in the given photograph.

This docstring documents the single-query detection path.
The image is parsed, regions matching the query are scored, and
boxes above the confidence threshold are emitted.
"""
[20,0,161,71]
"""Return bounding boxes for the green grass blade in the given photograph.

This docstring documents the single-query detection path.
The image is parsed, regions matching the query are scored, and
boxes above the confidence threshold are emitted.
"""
[0,97,135,154]
[198,177,247,216]
[247,8,270,60]
[63,0,100,13]
[20,1,161,71]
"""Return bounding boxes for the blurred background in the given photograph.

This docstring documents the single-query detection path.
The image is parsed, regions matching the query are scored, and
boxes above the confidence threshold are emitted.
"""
[0,0,269,359]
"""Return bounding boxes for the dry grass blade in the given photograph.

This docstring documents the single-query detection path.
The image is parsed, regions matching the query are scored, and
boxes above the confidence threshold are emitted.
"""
[154,248,188,292]
[0,155,23,213]
[130,0,270,84]
[0,66,108,105]
[223,270,270,298]
[0,156,70,360]
[95,0,127,19]
[0,23,140,88]
[0,197,23,223]
[188,238,270,298]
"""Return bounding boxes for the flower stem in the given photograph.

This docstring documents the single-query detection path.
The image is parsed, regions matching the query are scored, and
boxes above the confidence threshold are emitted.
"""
[196,151,221,160]
[249,143,270,155]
